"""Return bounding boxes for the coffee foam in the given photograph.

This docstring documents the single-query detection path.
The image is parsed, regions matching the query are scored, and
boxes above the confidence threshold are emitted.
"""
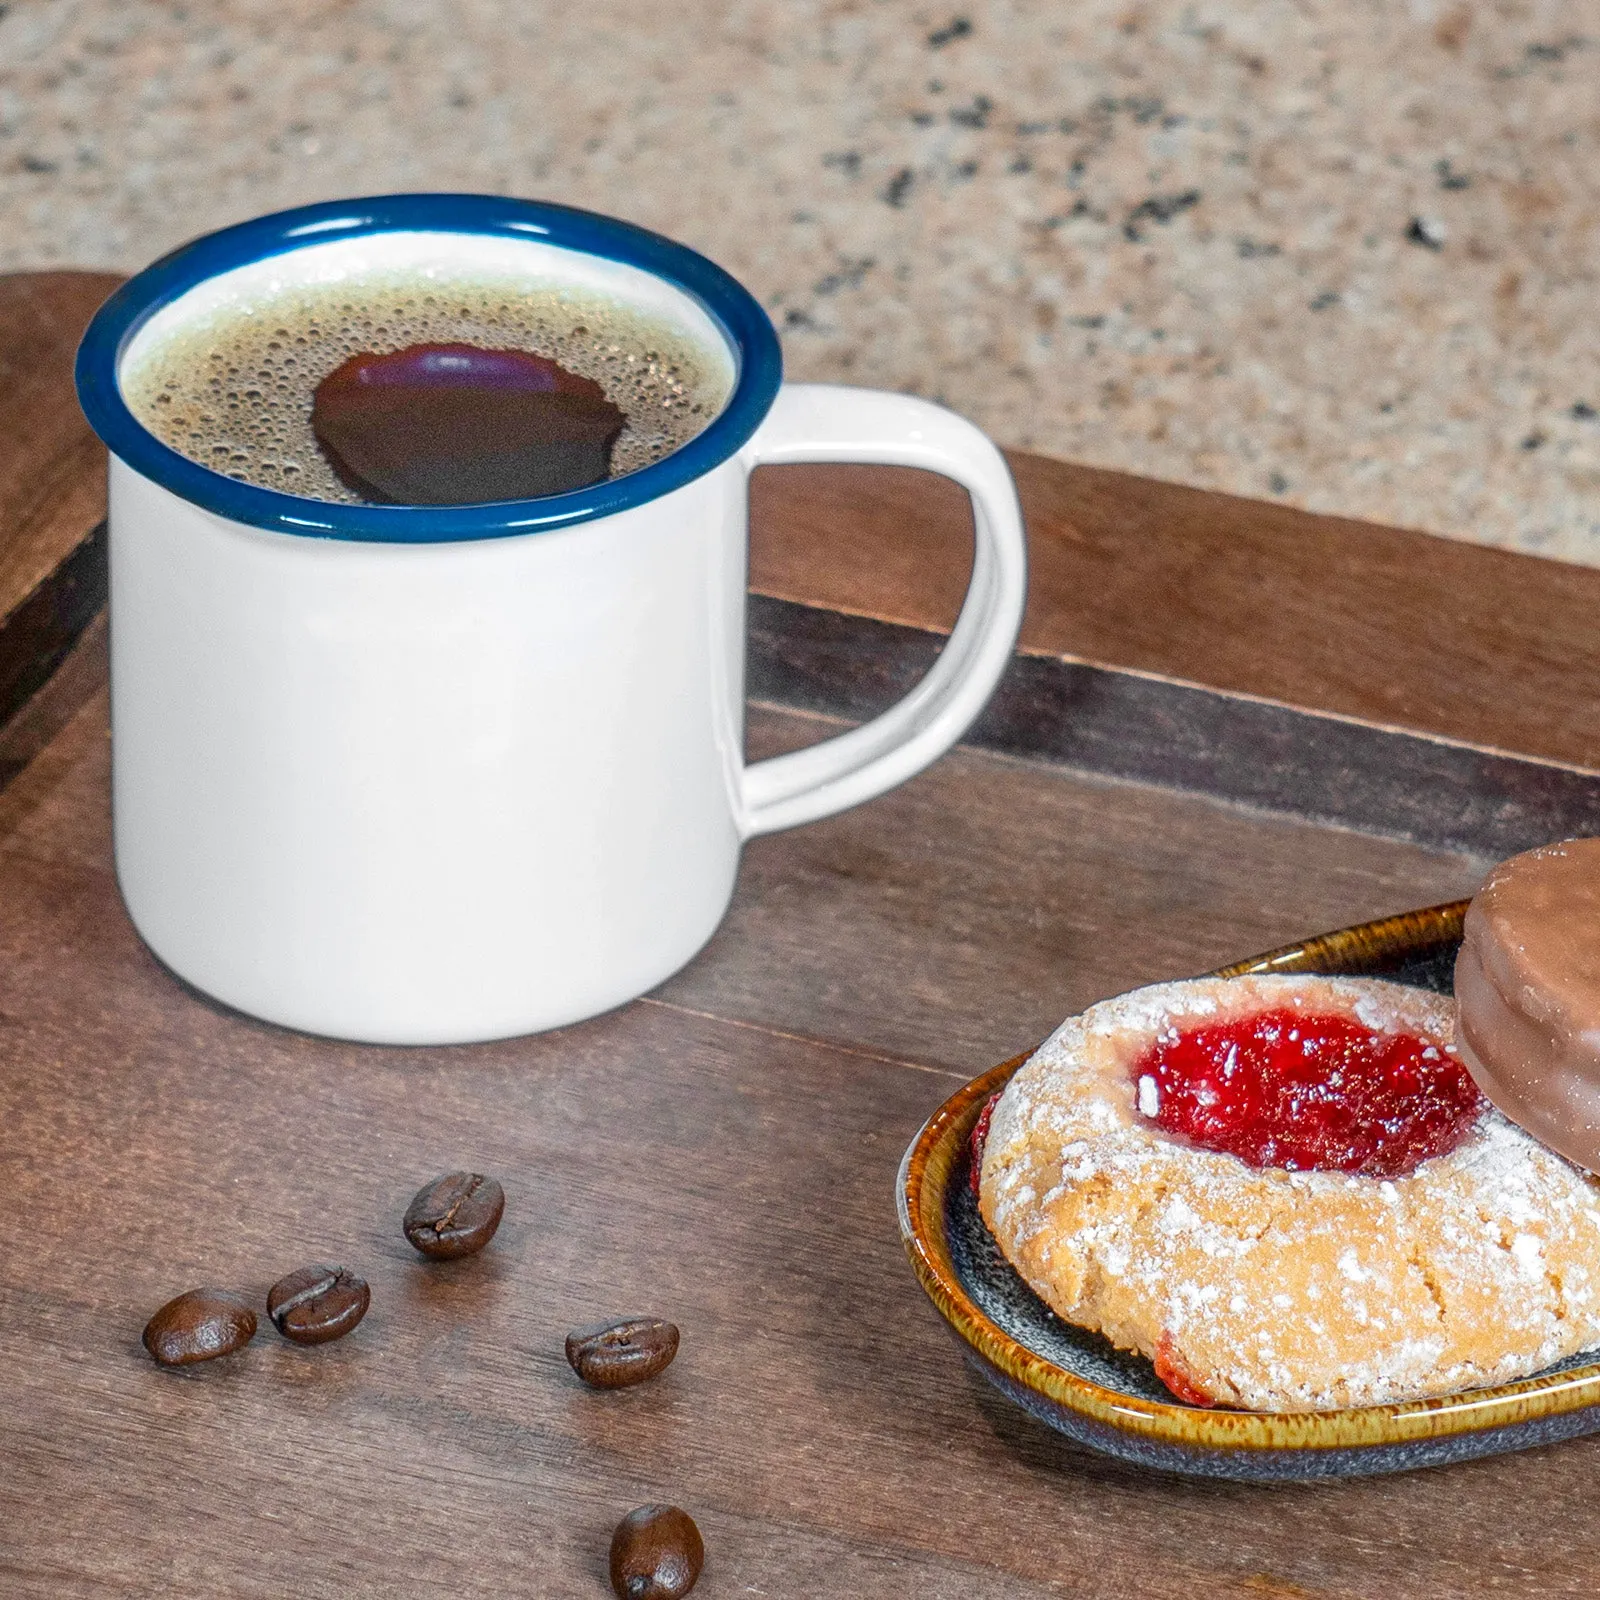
[119,234,737,505]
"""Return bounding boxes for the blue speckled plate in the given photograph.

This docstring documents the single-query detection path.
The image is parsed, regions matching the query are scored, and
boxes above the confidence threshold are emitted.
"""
[898,901,1600,1479]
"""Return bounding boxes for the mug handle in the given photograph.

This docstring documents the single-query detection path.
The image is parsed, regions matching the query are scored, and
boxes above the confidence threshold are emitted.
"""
[737,382,1028,839]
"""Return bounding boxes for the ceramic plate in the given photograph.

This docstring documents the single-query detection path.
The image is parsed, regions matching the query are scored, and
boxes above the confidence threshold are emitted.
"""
[897,901,1600,1479]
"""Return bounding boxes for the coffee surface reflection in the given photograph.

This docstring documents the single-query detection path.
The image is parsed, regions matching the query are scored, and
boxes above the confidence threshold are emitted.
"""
[313,343,627,504]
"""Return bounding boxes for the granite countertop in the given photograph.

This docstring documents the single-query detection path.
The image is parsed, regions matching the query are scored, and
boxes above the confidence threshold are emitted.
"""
[2,0,1595,562]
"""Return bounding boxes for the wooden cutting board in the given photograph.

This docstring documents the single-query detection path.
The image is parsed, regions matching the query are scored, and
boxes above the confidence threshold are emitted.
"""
[3,270,1599,1598]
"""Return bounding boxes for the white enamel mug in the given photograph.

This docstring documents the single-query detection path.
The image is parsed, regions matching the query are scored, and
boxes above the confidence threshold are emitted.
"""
[76,195,1027,1044]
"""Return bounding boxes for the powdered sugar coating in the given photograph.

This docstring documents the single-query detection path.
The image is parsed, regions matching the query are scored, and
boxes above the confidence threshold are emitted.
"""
[979,974,1600,1412]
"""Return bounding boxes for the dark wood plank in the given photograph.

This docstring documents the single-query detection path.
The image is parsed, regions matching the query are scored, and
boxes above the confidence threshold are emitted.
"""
[749,597,1600,858]
[0,271,117,729]
[6,697,1571,1600]
[0,612,105,792]
[749,459,1600,770]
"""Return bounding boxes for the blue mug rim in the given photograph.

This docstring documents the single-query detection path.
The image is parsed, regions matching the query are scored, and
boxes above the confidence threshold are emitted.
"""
[75,193,784,543]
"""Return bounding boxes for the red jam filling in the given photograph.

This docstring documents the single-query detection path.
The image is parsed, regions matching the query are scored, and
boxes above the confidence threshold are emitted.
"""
[1154,1332,1215,1408]
[969,1092,1001,1196]
[1130,1007,1482,1179]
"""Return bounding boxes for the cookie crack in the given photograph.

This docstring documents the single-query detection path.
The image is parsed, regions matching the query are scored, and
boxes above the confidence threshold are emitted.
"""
[1405,1247,1447,1326]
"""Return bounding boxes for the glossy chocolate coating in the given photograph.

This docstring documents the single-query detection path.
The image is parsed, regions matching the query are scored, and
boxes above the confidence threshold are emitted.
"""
[1455,837,1600,1172]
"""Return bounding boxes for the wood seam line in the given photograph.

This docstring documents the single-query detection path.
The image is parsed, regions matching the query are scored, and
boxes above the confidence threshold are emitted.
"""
[634,996,971,1080]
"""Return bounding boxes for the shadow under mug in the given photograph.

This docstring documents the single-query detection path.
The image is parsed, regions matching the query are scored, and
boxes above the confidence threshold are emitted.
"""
[76,193,1028,1045]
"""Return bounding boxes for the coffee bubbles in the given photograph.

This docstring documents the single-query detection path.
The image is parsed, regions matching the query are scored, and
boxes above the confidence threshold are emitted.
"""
[121,273,733,506]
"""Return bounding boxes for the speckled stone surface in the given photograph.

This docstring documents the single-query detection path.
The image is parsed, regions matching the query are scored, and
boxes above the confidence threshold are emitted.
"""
[2,1,1596,560]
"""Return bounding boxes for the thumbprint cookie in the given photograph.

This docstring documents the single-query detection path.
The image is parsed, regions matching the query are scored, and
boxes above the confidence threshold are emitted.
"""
[977,974,1600,1412]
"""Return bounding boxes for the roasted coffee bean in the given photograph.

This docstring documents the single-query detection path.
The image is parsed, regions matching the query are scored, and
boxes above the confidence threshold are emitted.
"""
[267,1264,370,1345]
[402,1171,505,1260]
[142,1289,257,1367]
[609,1505,704,1600]
[566,1317,680,1389]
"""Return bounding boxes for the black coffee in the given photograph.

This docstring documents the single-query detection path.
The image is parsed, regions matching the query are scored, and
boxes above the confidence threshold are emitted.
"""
[123,274,731,505]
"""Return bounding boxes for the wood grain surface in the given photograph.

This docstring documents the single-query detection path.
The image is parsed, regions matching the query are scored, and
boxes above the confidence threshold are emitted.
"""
[0,272,116,733]
[749,459,1600,772]
[0,272,116,624]
[0,695,1523,1600]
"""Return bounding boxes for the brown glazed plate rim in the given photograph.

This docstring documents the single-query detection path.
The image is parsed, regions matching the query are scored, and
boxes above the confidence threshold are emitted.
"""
[897,900,1600,1459]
